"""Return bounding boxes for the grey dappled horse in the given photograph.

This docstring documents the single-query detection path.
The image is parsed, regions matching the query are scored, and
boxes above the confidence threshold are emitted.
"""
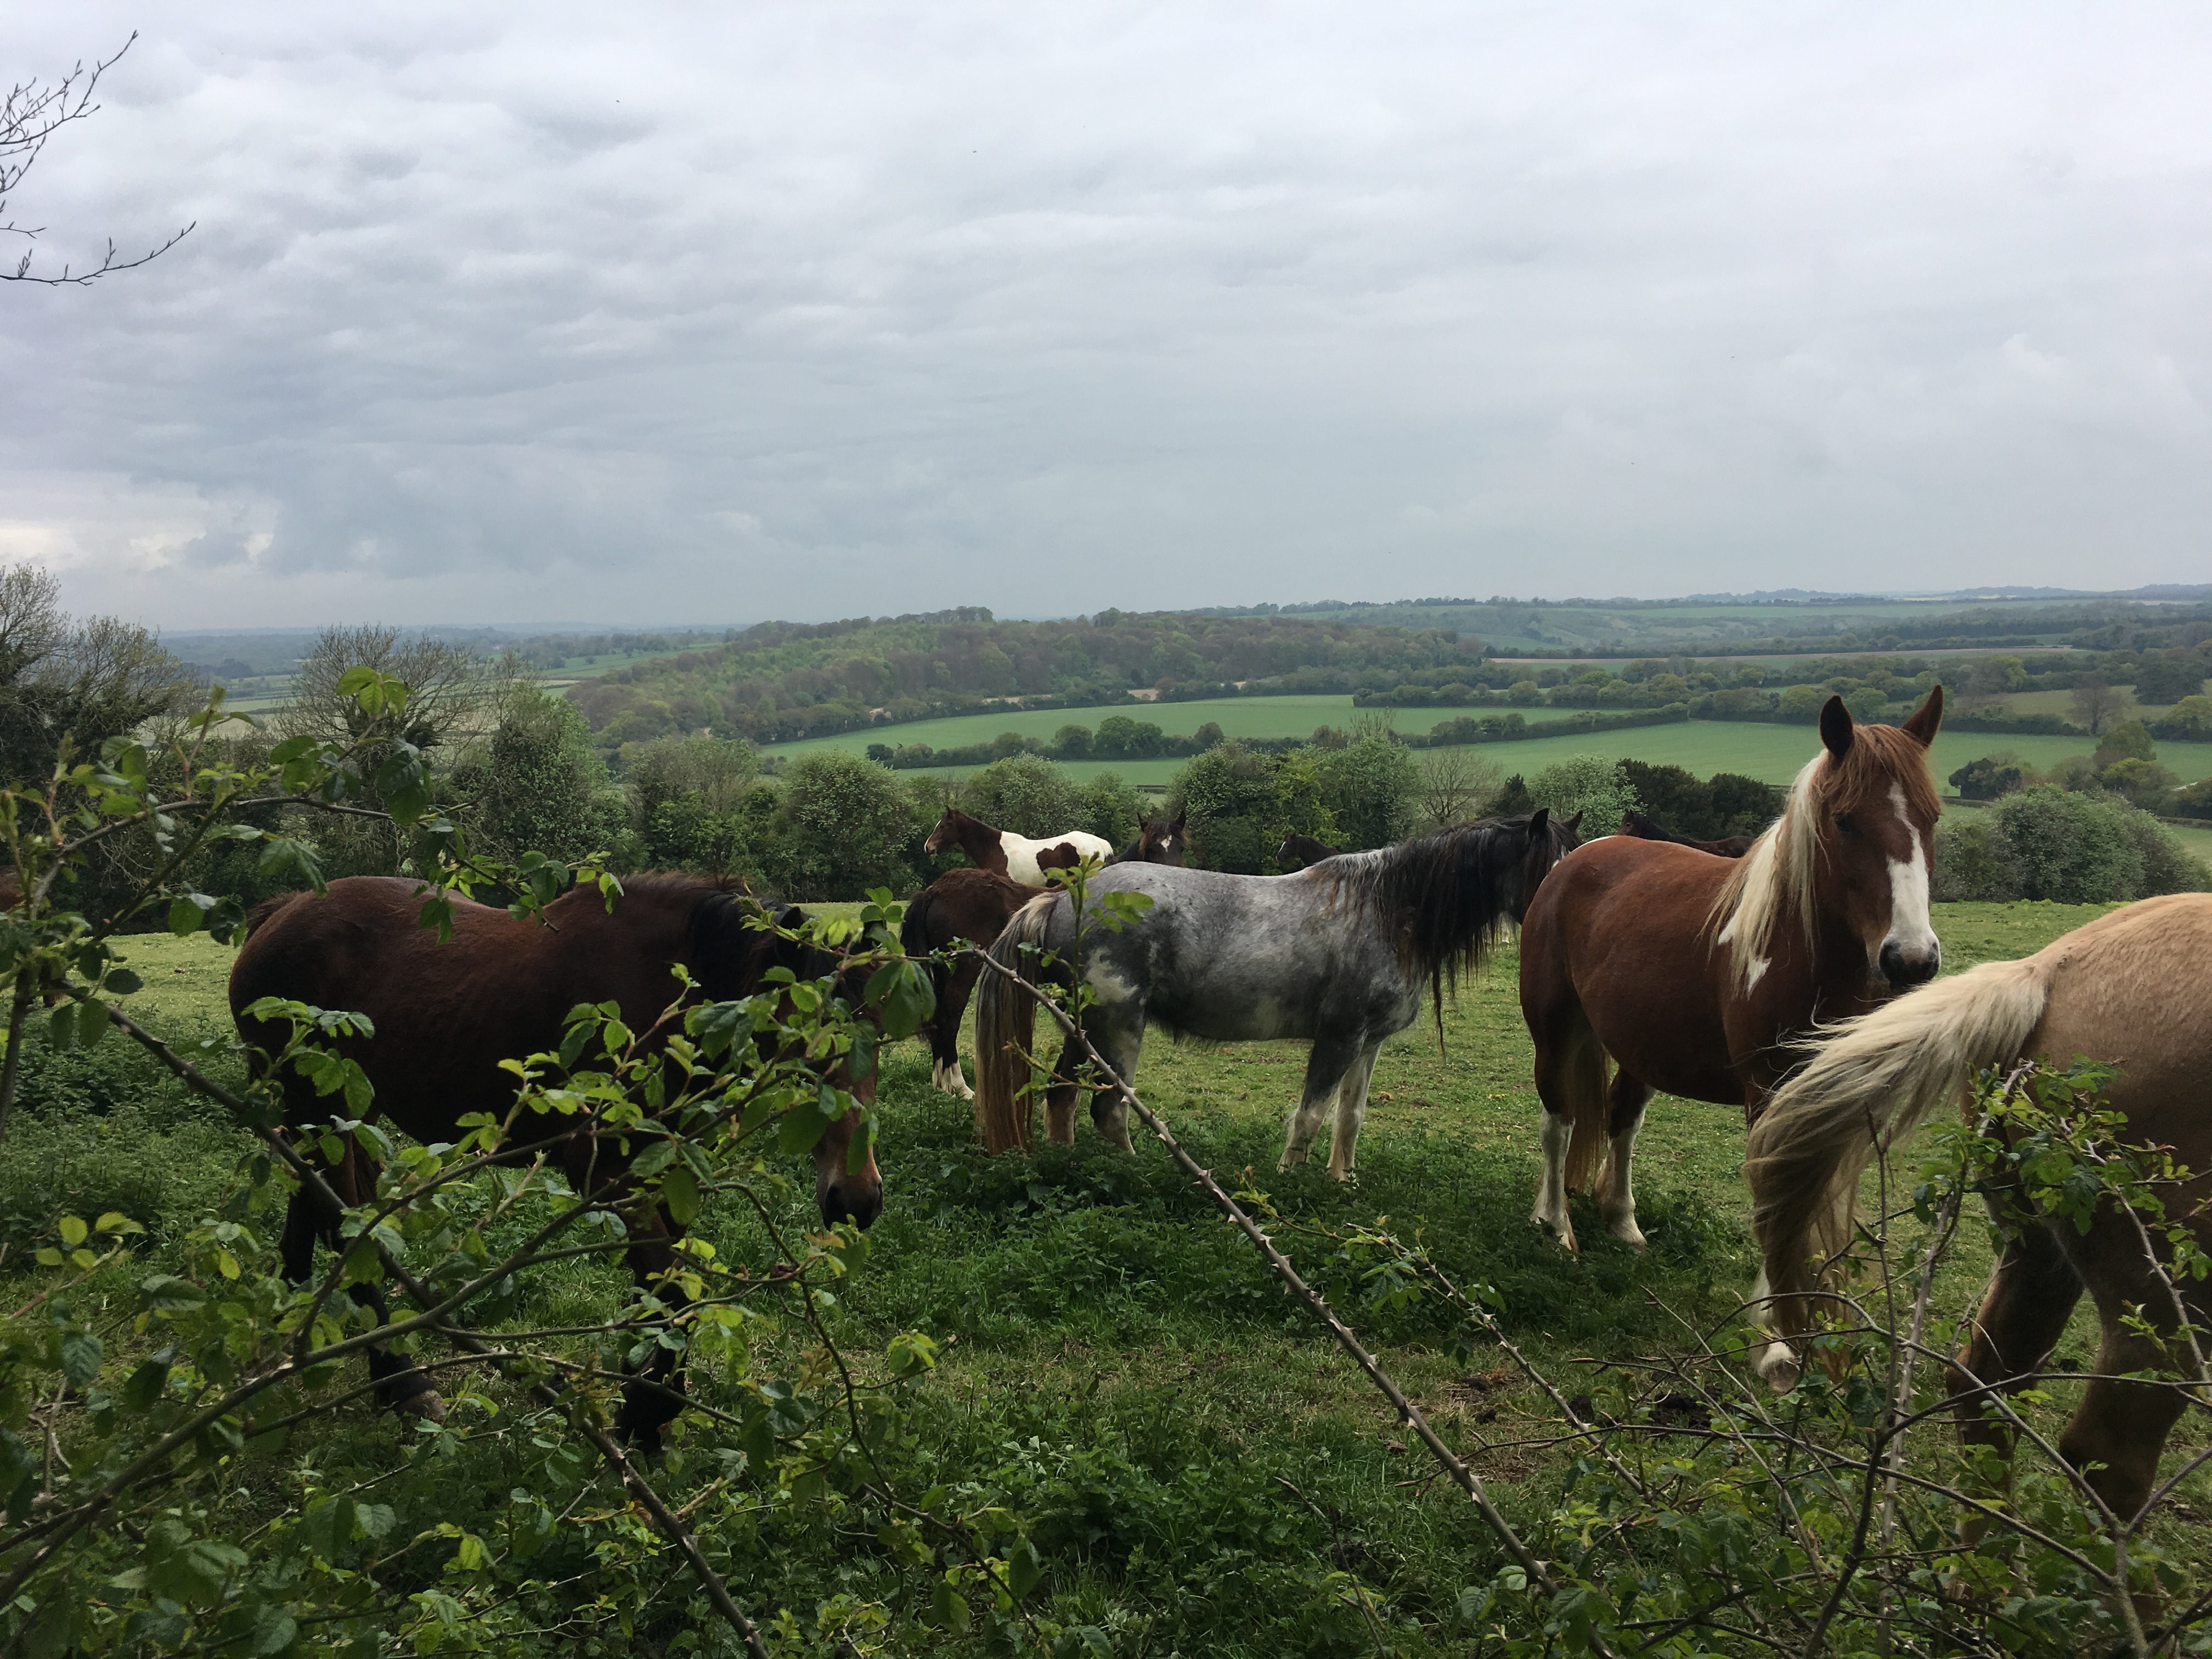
[975,812,1580,1173]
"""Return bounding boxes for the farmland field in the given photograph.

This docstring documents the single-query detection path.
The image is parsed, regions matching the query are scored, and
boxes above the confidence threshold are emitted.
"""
[767,701,2212,793]
[26,896,2205,1651]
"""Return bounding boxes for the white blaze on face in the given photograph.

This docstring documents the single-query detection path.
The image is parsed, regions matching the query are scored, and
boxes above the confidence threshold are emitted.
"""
[1881,782,1938,967]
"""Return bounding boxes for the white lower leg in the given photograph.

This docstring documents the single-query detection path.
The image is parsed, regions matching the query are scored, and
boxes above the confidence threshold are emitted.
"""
[1743,1266,1801,1389]
[1531,1110,1576,1249]
[1326,1050,1379,1180]
[1599,1116,1647,1248]
[933,1058,974,1099]
[1280,1101,1328,1169]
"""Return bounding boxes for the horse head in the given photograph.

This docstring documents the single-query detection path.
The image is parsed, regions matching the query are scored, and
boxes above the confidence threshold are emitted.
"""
[1505,807,1582,922]
[1810,689,1944,992]
[1139,809,1189,866]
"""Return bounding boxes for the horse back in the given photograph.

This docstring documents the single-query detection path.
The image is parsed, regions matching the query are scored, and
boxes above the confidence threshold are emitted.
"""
[230,876,694,1138]
[1519,837,1747,1105]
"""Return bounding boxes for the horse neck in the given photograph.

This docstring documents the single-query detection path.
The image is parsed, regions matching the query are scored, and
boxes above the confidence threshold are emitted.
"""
[956,817,1008,870]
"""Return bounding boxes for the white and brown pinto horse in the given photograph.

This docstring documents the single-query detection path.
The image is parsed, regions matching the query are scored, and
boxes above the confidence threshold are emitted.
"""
[1517,689,1944,1251]
[925,806,1115,889]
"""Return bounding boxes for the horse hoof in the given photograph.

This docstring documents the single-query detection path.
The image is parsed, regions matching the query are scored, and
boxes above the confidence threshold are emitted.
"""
[396,1390,449,1424]
[1608,1221,1649,1251]
[1753,1341,1800,1393]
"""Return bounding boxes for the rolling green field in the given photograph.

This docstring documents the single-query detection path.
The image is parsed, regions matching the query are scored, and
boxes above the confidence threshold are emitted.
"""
[768,702,2212,793]
[23,898,2204,1651]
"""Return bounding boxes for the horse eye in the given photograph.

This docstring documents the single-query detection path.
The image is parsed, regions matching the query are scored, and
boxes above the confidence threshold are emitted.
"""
[1835,812,1857,834]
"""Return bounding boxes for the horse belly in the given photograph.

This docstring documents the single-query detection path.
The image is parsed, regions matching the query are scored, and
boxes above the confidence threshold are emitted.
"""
[1570,947,1745,1108]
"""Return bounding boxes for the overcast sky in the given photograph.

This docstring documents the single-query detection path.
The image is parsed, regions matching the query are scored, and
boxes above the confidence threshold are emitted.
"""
[5,4,2211,630]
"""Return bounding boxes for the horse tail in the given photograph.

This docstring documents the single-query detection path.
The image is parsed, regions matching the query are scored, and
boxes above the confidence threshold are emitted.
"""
[975,893,1059,1155]
[1561,1043,1612,1194]
[1745,957,2050,1381]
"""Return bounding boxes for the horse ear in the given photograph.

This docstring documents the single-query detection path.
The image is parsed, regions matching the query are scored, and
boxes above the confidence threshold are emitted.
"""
[775,904,807,932]
[1529,806,1550,836]
[1900,684,1944,747]
[1563,811,1584,834]
[1818,695,1854,761]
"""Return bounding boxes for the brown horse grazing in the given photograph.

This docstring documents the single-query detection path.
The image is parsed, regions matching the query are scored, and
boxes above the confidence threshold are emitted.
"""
[1518,690,1943,1252]
[924,806,1114,888]
[1276,832,1341,870]
[1745,893,2212,1526]
[1619,809,1755,859]
[899,866,1034,1101]
[232,874,882,1448]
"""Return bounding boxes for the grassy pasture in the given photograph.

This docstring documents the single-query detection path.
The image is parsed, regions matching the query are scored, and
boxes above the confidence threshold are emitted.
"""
[770,704,2212,794]
[22,899,2208,1650]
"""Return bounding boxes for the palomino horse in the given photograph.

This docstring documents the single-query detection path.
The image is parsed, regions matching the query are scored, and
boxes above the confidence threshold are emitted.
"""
[1276,832,1342,870]
[902,814,1192,1100]
[977,812,1580,1169]
[232,874,882,1448]
[925,806,1115,888]
[1519,690,1943,1251]
[1618,810,1755,859]
[1746,893,2212,1525]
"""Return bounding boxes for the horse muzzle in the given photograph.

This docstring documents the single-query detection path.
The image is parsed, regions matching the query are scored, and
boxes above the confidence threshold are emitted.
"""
[819,1178,883,1229]
[1878,941,1940,991]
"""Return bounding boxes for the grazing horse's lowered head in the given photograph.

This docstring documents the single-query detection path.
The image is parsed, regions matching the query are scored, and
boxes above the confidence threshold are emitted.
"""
[1620,810,1756,859]
[1274,832,1341,871]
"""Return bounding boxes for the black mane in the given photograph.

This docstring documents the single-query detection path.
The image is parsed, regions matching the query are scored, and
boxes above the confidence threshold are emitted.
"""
[1324,812,1578,1036]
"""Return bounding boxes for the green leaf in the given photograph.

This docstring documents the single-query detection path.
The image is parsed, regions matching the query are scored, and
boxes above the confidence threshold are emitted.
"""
[74,999,109,1048]
[930,1579,972,1635]
[104,968,143,996]
[140,1273,208,1313]
[662,1165,701,1227]
[60,1330,103,1388]
[1006,1538,1044,1600]
[123,1352,173,1411]
[778,1086,839,1156]
[630,1138,678,1178]
[57,1215,87,1249]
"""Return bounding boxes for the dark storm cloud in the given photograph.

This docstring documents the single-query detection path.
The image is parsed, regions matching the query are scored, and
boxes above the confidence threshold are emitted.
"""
[3,3,2210,627]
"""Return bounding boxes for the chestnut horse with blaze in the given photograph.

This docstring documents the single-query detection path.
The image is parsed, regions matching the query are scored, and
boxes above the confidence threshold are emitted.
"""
[1518,690,1943,1252]
[232,874,883,1448]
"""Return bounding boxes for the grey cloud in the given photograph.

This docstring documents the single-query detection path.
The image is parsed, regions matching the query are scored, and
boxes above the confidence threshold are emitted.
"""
[4,3,2211,627]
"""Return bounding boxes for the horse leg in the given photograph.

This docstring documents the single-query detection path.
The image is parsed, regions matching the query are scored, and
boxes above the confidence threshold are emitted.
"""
[1043,1025,1086,1144]
[2052,1220,2197,1527]
[1596,1069,1654,1249]
[934,955,983,1103]
[1083,1008,1146,1152]
[1280,1036,1362,1171]
[1325,1037,1385,1182]
[288,1131,446,1421]
[613,1201,693,1454]
[1946,1222,2083,1530]
[1528,1021,1604,1252]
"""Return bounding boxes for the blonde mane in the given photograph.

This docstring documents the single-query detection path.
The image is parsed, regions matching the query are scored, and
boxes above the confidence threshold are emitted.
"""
[1704,725,1941,988]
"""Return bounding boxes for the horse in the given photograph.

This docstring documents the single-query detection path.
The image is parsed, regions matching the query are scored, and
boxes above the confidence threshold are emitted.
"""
[899,866,1034,1101]
[1619,809,1755,859]
[924,805,1115,888]
[1115,808,1188,866]
[976,811,1580,1171]
[231,873,882,1448]
[1517,689,1943,1252]
[1744,892,2212,1527]
[1276,832,1342,870]
[901,814,1192,1101]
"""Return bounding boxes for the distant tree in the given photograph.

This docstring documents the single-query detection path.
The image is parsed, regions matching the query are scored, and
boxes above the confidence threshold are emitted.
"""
[457,686,629,867]
[2069,675,2130,735]
[281,625,511,763]
[1948,754,2025,802]
[1172,742,1335,873]
[2,36,193,285]
[2162,693,2212,738]
[1527,754,1639,837]
[960,753,1082,840]
[2134,650,2207,706]
[1415,746,1503,831]
[1964,655,2027,701]
[1052,724,1093,758]
[1314,736,1421,849]
[2097,756,2179,815]
[774,751,920,899]
[2091,719,2155,769]
[0,563,192,786]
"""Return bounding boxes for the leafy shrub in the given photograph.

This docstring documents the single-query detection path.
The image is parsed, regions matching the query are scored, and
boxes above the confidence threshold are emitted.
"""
[1172,742,1335,872]
[1525,754,1639,837]
[1311,736,1420,849]
[1935,790,2204,902]
[960,753,1084,839]
[1947,753,2024,801]
[772,749,926,898]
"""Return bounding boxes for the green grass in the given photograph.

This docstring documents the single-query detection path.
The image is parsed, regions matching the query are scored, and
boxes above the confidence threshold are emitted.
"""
[766,702,2212,791]
[21,898,2207,1652]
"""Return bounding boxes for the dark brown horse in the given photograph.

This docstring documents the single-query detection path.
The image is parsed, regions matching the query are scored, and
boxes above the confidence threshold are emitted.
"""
[1518,690,1943,1252]
[1618,809,1755,859]
[899,866,1034,1102]
[233,874,882,1447]
[1275,832,1341,870]
[902,815,1190,1101]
